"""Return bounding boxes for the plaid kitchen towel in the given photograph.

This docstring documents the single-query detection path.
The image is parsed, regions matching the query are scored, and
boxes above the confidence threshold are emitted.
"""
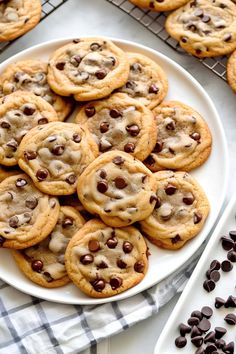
[0,246,202,354]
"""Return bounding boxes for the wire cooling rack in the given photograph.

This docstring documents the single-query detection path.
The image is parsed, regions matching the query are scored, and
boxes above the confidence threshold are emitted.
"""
[106,0,227,81]
[0,0,69,54]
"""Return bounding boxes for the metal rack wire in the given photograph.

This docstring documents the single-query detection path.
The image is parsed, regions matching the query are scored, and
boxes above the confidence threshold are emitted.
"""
[0,0,69,55]
[106,0,227,81]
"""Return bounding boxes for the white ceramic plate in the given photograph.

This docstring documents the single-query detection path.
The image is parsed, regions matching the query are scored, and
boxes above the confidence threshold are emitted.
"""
[155,195,236,354]
[0,38,229,305]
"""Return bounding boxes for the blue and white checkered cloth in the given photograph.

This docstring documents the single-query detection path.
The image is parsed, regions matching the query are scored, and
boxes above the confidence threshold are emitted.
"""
[0,246,203,354]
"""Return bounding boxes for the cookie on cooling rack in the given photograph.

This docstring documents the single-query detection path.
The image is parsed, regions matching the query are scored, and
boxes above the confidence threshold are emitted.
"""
[129,0,189,12]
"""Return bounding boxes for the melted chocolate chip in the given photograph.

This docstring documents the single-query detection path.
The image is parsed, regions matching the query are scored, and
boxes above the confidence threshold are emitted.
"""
[24,150,37,160]
[194,212,202,224]
[97,180,108,193]
[110,276,122,290]
[0,236,6,247]
[6,140,18,151]
[181,36,188,43]
[90,42,101,51]
[165,184,177,195]
[38,118,48,125]
[56,62,65,70]
[80,254,94,265]
[43,272,53,282]
[15,178,27,188]
[88,240,100,252]
[117,259,127,269]
[124,142,135,153]
[31,260,43,272]
[113,156,124,165]
[62,217,74,228]
[0,121,10,129]
[166,121,175,130]
[95,69,107,80]
[106,237,118,248]
[190,132,201,141]
[99,170,107,179]
[171,235,181,244]
[66,174,76,185]
[202,15,210,23]
[91,278,105,292]
[97,261,108,269]
[130,63,142,72]
[51,145,65,156]
[150,195,157,204]
[85,106,96,118]
[123,241,133,253]
[224,33,232,42]
[155,197,161,209]
[149,84,159,94]
[73,133,81,143]
[144,155,155,166]
[110,109,122,118]
[25,197,38,210]
[23,106,35,115]
[126,124,140,136]
[153,141,163,153]
[114,177,127,189]
[100,122,109,133]
[134,260,145,273]
[183,194,195,205]
[36,169,48,181]
[194,8,203,17]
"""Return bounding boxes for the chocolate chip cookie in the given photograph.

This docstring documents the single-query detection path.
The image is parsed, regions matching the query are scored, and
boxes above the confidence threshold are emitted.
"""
[77,151,158,227]
[18,122,99,195]
[0,164,20,182]
[0,173,60,249]
[75,93,157,161]
[117,52,168,109]
[0,60,73,121]
[13,206,85,288]
[144,101,212,171]
[0,0,41,41]
[47,37,130,101]
[165,0,236,58]
[227,49,236,94]
[0,91,57,166]
[65,219,148,298]
[129,0,189,12]
[139,171,210,250]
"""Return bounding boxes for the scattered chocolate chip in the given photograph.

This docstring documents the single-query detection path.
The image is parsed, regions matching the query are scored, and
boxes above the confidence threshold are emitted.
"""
[214,327,226,340]
[215,338,225,349]
[210,270,220,282]
[191,311,203,320]
[15,178,27,188]
[126,124,140,136]
[194,212,202,224]
[113,156,124,165]
[114,177,127,189]
[224,313,236,325]
[201,306,213,319]
[191,325,202,338]
[171,235,181,244]
[85,106,96,117]
[97,180,108,193]
[215,297,225,309]
[91,278,105,292]
[51,145,65,156]
[38,118,48,125]
[188,316,200,326]
[90,42,101,51]
[229,230,236,241]
[179,323,191,336]
[221,260,233,272]
[56,62,65,70]
[110,276,122,290]
[24,150,37,160]
[191,336,203,348]
[100,122,109,133]
[123,241,133,253]
[25,197,38,210]
[36,169,48,181]
[0,121,10,129]
[183,194,195,205]
[66,174,76,185]
[175,336,187,348]
[198,318,211,332]
[210,260,221,271]
[31,260,43,272]
[148,84,159,94]
[153,141,163,153]
[165,184,177,195]
[221,236,234,251]
[225,295,236,308]
[134,261,145,273]
[73,133,81,143]
[205,343,217,353]
[106,237,118,249]
[62,217,74,228]
[203,279,215,292]
[195,348,204,354]
[95,69,107,80]
[88,240,100,252]
[117,259,127,269]
[204,331,215,343]
[224,342,234,354]
[227,250,236,262]
[110,109,122,118]
[0,236,6,247]
[80,254,94,265]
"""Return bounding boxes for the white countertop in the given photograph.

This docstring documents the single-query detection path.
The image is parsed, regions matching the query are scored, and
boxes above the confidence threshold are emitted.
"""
[1,0,235,353]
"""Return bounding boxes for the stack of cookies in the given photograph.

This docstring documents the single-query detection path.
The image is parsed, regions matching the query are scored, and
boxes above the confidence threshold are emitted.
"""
[128,0,236,95]
[0,37,211,298]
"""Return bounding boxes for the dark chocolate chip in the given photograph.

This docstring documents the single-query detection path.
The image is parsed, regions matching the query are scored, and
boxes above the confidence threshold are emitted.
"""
[171,235,181,244]
[194,8,203,17]
[106,237,118,249]
[124,142,135,153]
[123,241,133,253]
[203,279,215,292]
[194,212,202,224]
[71,55,81,65]
[144,155,155,166]
[150,194,157,204]
[165,184,177,195]
[181,36,188,43]
[90,42,101,51]
[227,250,236,262]
[88,240,100,252]
[100,122,109,133]
[148,84,159,94]
[153,141,163,153]
[9,216,18,228]
[99,170,107,179]
[195,348,204,354]
[23,105,36,116]
[51,145,65,156]
[110,109,122,118]
[188,316,200,326]
[195,49,202,56]
[114,177,127,189]
[80,254,94,265]
[175,336,187,348]
[191,336,203,348]
[179,323,191,336]
[166,120,175,130]
[214,327,226,340]
[215,338,225,349]
[183,194,195,205]
[38,118,48,125]
[110,276,122,290]
[202,15,210,23]
[95,69,107,80]
[66,174,76,185]
[224,313,236,325]
[31,260,43,272]
[91,278,105,292]
[154,197,161,209]
[198,318,211,332]
[210,270,220,282]
[56,62,65,70]
[85,106,96,118]
[201,306,213,319]
[130,63,142,72]
[224,295,236,308]
[117,259,127,269]
[126,124,140,136]
[125,81,136,89]
[204,331,215,343]
[97,180,108,193]
[15,178,27,188]
[0,121,10,129]
[221,260,233,272]
[97,261,108,269]
[221,236,234,251]
[25,197,38,210]
[191,325,202,338]
[191,311,203,320]
[205,343,217,353]
[73,133,81,143]
[113,156,124,165]
[223,342,234,354]
[24,150,37,160]
[229,230,236,241]
[134,261,145,273]
[62,217,74,228]
[36,169,48,181]
[210,260,221,271]
[215,297,225,309]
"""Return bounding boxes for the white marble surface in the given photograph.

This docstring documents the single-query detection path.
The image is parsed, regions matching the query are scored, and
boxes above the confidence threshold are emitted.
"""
[1,0,235,353]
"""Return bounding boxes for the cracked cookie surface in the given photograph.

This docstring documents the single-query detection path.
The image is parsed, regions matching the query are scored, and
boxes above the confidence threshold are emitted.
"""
[47,37,130,101]
[18,122,99,195]
[0,60,73,121]
[13,206,85,288]
[0,173,60,249]
[75,93,157,161]
[77,151,158,227]
[165,0,236,58]
[65,219,148,298]
[139,170,210,249]
[144,100,212,171]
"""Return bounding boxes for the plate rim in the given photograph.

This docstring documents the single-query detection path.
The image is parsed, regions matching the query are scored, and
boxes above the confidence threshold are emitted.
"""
[0,36,229,305]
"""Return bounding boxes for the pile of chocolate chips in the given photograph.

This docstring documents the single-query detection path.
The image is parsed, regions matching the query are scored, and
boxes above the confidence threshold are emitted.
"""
[174,230,236,353]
